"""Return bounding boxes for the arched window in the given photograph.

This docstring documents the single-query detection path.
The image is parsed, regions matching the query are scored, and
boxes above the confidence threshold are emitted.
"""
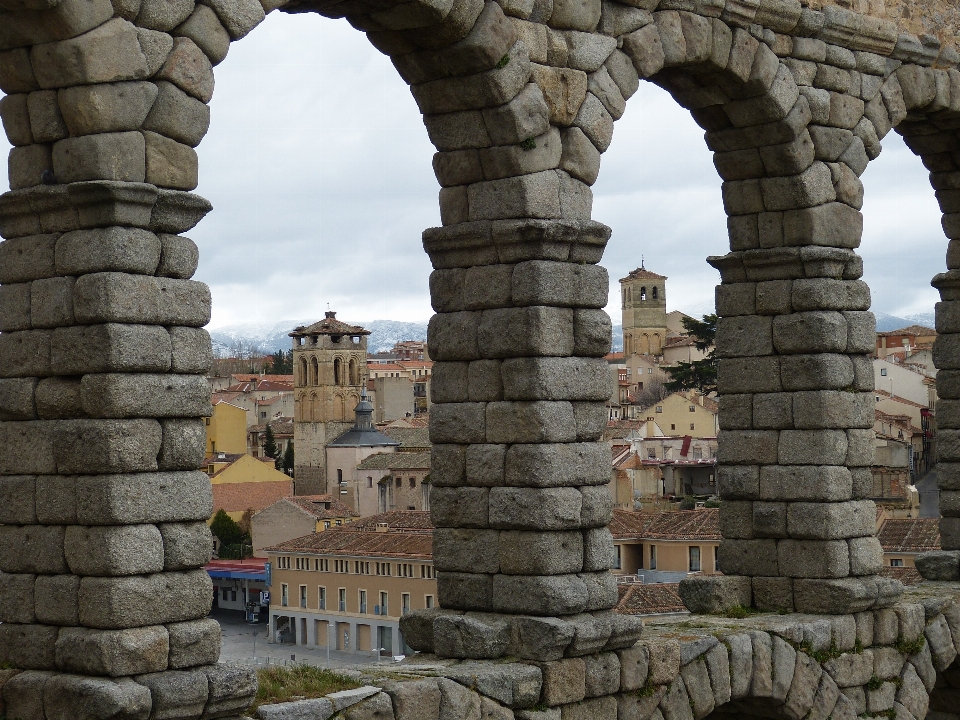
[349,357,359,386]
[334,357,343,386]
[652,286,658,300]
[640,286,647,301]
[299,357,308,386]
[310,356,319,386]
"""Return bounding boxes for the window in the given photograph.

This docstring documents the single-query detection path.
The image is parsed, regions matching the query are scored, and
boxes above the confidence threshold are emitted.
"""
[890,558,904,567]
[640,286,646,300]
[409,477,416,488]
[367,477,373,488]
[689,406,696,412]
[334,559,349,573]
[316,558,329,572]
[690,424,695,431]
[689,546,701,572]
[650,545,657,570]
[655,406,662,413]
[205,418,210,426]
[359,590,368,614]
[296,557,308,571]
[425,595,435,609]
[324,521,331,529]
[318,587,326,610]
[335,519,342,526]
[714,546,718,571]
[355,561,370,574]
[339,588,346,612]
[337,469,343,484]
[652,286,658,299]
[671,424,675,430]
[881,367,887,376]
[299,585,307,608]
[281,584,289,607]
[380,592,388,616]
[421,565,433,579]
[260,411,266,419]
[396,477,401,488]
[648,367,653,374]
[402,593,411,615]
[377,562,392,576]
[614,545,622,570]
[398,563,414,577]
[277,556,291,569]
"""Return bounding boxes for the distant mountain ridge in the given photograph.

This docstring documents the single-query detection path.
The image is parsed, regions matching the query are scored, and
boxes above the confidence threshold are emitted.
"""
[209,311,934,356]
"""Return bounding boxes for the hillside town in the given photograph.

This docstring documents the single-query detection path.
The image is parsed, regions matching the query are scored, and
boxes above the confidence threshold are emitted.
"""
[201,265,942,657]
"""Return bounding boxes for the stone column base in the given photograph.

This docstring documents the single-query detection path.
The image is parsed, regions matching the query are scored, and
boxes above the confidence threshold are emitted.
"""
[399,609,644,662]
[916,550,960,581]
[0,665,257,720]
[679,574,904,615]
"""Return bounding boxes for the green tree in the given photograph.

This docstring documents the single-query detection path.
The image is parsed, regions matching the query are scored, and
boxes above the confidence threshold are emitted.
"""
[679,496,696,510]
[279,442,295,475]
[663,314,717,395]
[263,425,279,460]
[210,509,243,546]
[269,350,293,374]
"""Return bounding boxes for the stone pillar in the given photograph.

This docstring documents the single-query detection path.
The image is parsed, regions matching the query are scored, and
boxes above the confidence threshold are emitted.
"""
[410,217,642,660]
[708,199,899,615]
[0,2,261,716]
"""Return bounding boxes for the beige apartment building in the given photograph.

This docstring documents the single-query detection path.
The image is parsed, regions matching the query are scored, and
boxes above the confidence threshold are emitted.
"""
[263,512,435,656]
[610,508,720,583]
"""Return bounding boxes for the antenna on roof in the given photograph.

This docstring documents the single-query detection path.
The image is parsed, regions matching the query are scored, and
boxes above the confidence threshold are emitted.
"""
[641,254,644,269]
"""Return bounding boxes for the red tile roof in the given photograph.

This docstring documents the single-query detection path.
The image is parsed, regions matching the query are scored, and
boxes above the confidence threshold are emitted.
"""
[621,267,667,281]
[266,528,432,559]
[280,495,359,520]
[880,565,923,586]
[610,508,649,539]
[615,583,686,615]
[349,511,434,532]
[212,480,293,515]
[645,509,720,540]
[877,518,940,553]
[291,312,369,337]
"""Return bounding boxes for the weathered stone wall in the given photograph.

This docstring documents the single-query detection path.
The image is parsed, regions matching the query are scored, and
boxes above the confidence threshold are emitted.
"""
[5,0,960,715]
[805,0,960,49]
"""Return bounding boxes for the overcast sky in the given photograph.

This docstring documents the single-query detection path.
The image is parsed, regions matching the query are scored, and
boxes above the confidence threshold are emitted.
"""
[0,10,948,329]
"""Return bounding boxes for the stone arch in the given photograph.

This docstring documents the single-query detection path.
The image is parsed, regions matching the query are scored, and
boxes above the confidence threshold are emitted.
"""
[334,356,343,386]
[299,355,309,386]
[309,355,319,386]
[860,64,960,552]
[334,393,346,420]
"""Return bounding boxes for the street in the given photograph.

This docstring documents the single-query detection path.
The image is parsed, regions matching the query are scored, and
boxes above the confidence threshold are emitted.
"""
[213,608,387,670]
[917,469,940,519]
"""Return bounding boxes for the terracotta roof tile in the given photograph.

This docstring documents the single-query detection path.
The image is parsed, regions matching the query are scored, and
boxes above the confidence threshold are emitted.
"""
[621,267,667,281]
[265,527,432,559]
[281,495,359,520]
[615,583,686,615]
[877,518,940,552]
[291,312,370,337]
[348,511,434,532]
[212,480,293,515]
[610,508,649,539]
[639,509,720,540]
[357,452,431,470]
[381,427,431,449]
[880,566,923,586]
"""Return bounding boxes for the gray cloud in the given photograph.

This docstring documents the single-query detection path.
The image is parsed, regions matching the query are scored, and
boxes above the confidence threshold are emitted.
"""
[0,12,949,328]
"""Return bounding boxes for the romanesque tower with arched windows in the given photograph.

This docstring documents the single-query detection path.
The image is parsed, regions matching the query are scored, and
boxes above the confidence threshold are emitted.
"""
[620,266,669,357]
[290,311,370,494]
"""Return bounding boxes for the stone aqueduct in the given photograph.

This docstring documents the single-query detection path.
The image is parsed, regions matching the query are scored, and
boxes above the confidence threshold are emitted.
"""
[4,0,960,716]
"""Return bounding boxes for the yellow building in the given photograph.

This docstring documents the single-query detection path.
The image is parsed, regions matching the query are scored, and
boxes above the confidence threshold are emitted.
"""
[263,511,435,656]
[206,400,248,456]
[635,391,719,439]
[209,455,294,523]
[610,508,720,582]
[252,495,360,557]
